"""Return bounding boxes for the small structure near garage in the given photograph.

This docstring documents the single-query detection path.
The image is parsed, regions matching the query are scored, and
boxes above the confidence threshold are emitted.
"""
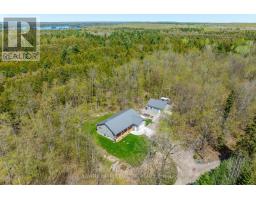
[143,98,170,118]
[96,109,145,142]
[160,97,171,104]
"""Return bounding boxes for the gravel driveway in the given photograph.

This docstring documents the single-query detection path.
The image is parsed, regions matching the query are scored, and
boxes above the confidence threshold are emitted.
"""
[171,145,220,185]
[131,125,155,137]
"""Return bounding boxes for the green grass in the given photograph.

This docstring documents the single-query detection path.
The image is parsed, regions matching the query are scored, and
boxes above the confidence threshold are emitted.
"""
[97,134,149,166]
[83,114,150,166]
[145,118,153,126]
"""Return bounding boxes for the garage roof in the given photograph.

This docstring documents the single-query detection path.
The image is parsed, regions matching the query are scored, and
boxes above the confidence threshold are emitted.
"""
[147,98,168,110]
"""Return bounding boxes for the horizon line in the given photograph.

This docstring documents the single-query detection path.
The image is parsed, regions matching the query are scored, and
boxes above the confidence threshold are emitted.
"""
[1,14,256,23]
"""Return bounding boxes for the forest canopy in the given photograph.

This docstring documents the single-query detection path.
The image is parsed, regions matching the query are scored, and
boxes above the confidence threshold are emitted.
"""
[0,23,256,184]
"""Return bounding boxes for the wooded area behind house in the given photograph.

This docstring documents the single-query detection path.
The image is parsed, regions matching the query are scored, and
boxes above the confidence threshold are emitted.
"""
[0,23,256,184]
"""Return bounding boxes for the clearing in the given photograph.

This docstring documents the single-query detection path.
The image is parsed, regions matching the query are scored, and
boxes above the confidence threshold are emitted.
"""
[83,114,150,166]
[84,112,220,184]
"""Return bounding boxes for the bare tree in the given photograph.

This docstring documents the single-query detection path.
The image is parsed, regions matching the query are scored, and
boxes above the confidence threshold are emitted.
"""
[135,133,177,185]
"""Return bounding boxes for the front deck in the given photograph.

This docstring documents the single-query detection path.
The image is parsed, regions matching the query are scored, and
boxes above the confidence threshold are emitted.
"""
[115,126,133,142]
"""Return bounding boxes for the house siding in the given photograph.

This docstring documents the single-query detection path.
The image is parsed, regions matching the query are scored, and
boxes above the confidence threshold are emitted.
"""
[147,106,161,114]
[96,125,115,141]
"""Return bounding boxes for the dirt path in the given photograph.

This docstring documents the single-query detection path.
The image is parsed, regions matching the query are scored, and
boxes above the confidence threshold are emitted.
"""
[160,111,220,184]
[171,145,220,185]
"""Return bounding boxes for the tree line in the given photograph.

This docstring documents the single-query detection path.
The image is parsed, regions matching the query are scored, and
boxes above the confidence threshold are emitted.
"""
[0,24,256,184]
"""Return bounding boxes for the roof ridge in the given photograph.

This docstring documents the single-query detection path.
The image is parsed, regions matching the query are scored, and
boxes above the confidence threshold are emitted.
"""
[97,108,134,125]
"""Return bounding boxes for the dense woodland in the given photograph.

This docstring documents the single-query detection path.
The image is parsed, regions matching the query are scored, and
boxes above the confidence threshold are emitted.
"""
[0,23,256,184]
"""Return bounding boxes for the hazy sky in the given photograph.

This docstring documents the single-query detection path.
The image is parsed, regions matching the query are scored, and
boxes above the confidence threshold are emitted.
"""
[0,14,256,23]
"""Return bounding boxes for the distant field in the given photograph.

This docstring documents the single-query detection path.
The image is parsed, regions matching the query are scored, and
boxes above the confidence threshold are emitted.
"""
[85,22,256,37]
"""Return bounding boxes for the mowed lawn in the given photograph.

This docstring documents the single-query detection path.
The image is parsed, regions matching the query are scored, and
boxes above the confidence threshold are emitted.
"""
[84,114,150,166]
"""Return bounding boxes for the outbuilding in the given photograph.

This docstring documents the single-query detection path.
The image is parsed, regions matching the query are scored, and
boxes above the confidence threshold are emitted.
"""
[145,98,169,116]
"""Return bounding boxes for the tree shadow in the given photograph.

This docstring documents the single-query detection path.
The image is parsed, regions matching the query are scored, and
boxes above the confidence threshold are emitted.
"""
[218,145,233,161]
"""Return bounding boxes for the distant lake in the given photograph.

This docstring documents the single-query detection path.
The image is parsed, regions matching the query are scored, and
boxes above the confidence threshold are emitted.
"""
[39,25,81,30]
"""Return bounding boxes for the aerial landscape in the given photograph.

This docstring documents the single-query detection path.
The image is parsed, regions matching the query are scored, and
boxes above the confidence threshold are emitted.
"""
[0,20,256,185]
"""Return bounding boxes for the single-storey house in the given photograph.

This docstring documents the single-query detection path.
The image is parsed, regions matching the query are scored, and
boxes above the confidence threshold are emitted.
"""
[144,98,169,116]
[96,109,144,142]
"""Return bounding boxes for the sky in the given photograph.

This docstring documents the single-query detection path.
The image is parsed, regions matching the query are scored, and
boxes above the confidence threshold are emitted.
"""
[0,14,256,23]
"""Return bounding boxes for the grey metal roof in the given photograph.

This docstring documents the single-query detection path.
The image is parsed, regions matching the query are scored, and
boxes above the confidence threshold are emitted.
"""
[147,98,168,110]
[97,109,144,136]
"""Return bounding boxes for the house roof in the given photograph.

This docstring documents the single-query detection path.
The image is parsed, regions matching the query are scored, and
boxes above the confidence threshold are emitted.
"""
[147,98,168,110]
[97,109,144,136]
